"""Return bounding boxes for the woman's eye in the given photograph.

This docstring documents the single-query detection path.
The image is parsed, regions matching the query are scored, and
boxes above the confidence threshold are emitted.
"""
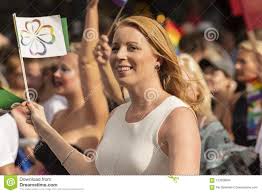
[127,46,139,51]
[51,66,58,72]
[61,66,70,72]
[112,47,119,53]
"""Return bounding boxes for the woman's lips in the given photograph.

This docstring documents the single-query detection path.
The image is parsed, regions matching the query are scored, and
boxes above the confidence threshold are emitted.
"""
[53,80,64,87]
[116,65,133,74]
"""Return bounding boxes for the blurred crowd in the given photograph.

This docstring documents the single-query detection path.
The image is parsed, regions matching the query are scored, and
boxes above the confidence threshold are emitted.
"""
[0,0,262,175]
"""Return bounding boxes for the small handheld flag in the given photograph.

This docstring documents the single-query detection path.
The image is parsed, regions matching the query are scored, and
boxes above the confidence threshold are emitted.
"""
[14,15,68,58]
[13,14,69,101]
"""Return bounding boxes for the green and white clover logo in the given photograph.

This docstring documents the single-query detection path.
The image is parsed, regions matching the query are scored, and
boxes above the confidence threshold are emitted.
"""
[4,176,17,190]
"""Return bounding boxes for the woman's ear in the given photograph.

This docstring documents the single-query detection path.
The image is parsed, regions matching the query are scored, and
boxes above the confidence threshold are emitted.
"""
[156,56,163,67]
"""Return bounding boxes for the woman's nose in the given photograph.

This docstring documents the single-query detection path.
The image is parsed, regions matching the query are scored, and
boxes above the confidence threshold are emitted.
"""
[204,73,212,80]
[53,69,61,77]
[235,62,241,70]
[115,47,127,60]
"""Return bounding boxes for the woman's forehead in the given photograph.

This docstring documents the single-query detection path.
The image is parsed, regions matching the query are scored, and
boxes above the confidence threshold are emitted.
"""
[113,25,147,44]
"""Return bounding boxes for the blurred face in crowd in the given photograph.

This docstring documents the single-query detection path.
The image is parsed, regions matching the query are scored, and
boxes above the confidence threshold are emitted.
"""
[110,25,159,87]
[52,53,81,96]
[203,66,230,94]
[6,56,24,90]
[26,61,43,91]
[235,49,258,82]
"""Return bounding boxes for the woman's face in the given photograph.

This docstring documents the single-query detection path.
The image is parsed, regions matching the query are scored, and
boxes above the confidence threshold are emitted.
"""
[52,53,81,96]
[235,49,258,82]
[6,56,24,90]
[110,25,159,87]
[9,67,25,90]
[203,67,230,94]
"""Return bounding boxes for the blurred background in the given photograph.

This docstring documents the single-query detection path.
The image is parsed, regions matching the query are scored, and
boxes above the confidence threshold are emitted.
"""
[0,0,251,43]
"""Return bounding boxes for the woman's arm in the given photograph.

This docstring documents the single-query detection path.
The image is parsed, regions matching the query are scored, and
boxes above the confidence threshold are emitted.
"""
[42,124,98,175]
[165,107,201,175]
[79,0,109,126]
[26,102,98,175]
[94,35,124,104]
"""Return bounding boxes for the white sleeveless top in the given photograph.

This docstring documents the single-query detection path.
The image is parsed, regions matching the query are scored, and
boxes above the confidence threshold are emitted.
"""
[95,96,189,175]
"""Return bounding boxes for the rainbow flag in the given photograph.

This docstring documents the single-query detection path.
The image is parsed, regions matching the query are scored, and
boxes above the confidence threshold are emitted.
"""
[164,18,182,48]
[246,79,262,140]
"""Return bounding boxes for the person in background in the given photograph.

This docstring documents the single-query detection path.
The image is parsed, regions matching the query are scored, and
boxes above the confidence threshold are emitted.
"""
[1,56,43,174]
[179,53,257,174]
[4,52,25,97]
[0,33,9,48]
[179,31,206,63]
[0,71,8,89]
[0,113,19,174]
[37,58,68,124]
[199,43,238,140]
[218,28,238,63]
[179,32,240,140]
[234,40,262,147]
[1,57,63,174]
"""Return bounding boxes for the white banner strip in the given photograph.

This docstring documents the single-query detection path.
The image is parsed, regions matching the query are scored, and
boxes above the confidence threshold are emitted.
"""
[0,176,261,193]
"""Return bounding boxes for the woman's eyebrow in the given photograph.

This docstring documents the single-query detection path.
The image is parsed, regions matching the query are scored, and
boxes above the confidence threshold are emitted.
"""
[126,41,139,45]
[112,41,139,45]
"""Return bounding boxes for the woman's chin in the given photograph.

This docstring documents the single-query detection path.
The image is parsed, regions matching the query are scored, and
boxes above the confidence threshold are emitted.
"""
[116,76,135,87]
[54,87,66,95]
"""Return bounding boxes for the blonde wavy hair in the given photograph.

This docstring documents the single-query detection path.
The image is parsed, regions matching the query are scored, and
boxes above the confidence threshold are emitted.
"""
[114,16,203,110]
[239,40,262,56]
[179,53,215,120]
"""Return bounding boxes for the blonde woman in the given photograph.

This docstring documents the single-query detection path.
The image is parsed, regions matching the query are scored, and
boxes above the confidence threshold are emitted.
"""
[24,15,201,175]
[235,40,262,147]
[179,53,255,174]
[179,54,216,128]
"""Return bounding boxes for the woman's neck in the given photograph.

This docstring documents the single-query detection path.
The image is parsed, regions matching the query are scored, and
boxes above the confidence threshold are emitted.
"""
[127,80,169,109]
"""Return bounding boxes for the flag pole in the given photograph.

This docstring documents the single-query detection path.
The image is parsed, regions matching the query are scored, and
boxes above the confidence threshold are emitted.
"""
[12,13,31,101]
[107,3,126,36]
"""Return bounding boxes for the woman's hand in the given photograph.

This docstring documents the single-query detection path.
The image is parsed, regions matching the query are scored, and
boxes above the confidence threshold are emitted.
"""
[25,102,51,140]
[11,104,38,138]
[93,35,112,66]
